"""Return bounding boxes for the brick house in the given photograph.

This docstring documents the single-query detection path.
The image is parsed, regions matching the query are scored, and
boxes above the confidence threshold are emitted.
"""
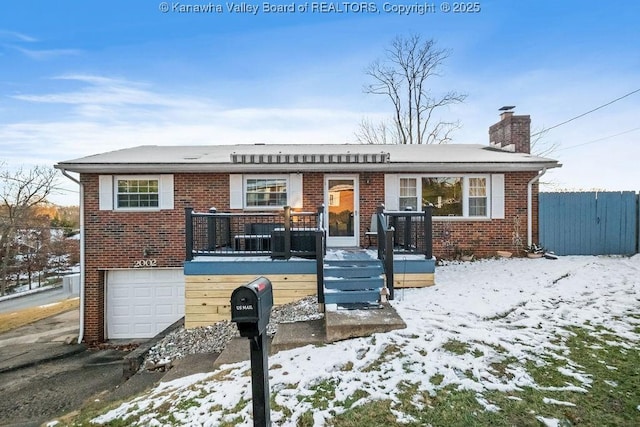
[55,112,560,343]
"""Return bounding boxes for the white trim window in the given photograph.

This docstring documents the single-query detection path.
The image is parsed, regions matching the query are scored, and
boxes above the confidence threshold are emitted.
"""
[116,177,159,209]
[396,174,491,218]
[98,175,174,211]
[399,178,418,211]
[468,177,488,217]
[230,174,303,210]
[245,176,287,208]
[423,176,463,216]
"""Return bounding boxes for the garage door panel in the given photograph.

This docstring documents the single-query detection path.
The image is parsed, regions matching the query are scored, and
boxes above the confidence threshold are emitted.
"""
[134,324,153,335]
[133,287,152,298]
[112,306,131,317]
[111,287,130,298]
[155,286,174,297]
[134,305,152,316]
[155,304,175,316]
[107,268,184,339]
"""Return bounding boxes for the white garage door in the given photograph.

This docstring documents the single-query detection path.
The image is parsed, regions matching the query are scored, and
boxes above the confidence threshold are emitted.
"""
[106,268,185,339]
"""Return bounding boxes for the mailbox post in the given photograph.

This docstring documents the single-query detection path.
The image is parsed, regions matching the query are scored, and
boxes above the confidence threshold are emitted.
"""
[231,277,274,427]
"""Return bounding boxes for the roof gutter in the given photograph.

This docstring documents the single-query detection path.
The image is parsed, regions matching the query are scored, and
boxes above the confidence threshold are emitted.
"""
[59,169,85,344]
[527,168,547,248]
[55,161,561,174]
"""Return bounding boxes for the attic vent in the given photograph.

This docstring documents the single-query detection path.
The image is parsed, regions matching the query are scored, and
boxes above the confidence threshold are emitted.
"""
[230,152,390,164]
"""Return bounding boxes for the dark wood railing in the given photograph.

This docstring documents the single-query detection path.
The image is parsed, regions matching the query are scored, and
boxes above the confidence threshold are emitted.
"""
[185,206,324,261]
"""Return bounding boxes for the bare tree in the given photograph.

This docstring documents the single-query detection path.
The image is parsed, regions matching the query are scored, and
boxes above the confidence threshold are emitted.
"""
[0,164,59,296]
[356,35,467,145]
[530,127,559,157]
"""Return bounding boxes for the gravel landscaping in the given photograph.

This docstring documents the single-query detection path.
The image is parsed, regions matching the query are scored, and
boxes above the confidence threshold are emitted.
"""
[144,296,323,367]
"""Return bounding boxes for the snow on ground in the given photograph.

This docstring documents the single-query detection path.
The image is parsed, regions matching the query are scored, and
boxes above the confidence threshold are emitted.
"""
[92,256,640,426]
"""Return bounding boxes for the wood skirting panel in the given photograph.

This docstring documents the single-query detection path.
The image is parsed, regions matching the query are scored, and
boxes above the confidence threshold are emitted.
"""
[393,273,434,288]
[185,274,317,328]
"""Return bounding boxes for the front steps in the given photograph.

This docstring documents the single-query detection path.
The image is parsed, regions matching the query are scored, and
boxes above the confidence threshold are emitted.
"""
[269,303,407,352]
[323,259,384,305]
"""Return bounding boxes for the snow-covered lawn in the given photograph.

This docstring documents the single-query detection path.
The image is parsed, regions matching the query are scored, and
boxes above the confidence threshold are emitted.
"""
[91,256,640,426]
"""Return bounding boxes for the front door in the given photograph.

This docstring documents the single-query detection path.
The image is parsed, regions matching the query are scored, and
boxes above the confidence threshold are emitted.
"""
[325,175,359,247]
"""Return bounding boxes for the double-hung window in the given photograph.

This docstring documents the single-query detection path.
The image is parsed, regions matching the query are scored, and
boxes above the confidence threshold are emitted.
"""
[229,174,303,210]
[468,177,488,216]
[116,178,159,209]
[399,178,418,210]
[99,175,173,211]
[245,177,288,208]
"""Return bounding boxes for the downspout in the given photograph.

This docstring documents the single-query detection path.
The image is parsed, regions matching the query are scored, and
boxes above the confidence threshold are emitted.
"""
[60,169,84,344]
[527,168,547,247]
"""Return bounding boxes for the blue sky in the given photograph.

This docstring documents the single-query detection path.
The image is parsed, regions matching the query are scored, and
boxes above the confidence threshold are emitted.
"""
[1,0,638,205]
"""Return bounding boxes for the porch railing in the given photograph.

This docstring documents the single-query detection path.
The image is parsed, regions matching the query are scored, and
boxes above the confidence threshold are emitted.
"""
[315,205,326,305]
[385,204,433,259]
[376,205,395,300]
[185,206,325,261]
[375,204,434,301]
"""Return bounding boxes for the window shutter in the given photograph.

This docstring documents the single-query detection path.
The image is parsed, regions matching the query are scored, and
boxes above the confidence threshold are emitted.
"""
[159,175,174,209]
[289,173,303,209]
[384,174,399,211]
[229,174,243,209]
[491,174,505,219]
[99,175,113,211]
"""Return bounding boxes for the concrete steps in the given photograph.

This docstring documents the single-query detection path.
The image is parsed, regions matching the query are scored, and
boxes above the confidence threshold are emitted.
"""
[270,303,406,352]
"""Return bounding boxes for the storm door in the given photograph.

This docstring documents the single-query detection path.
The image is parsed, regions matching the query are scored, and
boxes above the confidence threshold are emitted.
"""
[325,175,359,247]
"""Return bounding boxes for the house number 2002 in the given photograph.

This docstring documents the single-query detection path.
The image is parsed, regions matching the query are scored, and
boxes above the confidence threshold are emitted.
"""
[133,259,157,268]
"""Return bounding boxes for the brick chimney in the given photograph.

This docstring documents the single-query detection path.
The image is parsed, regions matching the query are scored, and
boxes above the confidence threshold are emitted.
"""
[489,108,531,153]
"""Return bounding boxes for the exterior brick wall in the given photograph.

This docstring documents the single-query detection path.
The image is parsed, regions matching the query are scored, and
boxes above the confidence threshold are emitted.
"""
[81,170,539,343]
[81,173,230,343]
[489,113,531,154]
[430,171,539,258]
[358,172,386,242]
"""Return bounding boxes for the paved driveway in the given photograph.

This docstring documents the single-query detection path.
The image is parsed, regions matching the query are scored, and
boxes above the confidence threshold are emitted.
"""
[0,308,163,426]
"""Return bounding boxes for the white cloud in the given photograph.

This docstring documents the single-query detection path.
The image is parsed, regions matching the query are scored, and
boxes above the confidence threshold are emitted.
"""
[3,65,639,205]
[10,46,81,60]
[0,29,37,42]
[1,74,372,204]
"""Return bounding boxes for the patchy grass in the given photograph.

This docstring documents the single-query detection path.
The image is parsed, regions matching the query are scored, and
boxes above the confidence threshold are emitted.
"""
[441,339,469,355]
[0,297,79,333]
[330,324,640,426]
[362,344,402,372]
[340,389,370,409]
[297,378,338,410]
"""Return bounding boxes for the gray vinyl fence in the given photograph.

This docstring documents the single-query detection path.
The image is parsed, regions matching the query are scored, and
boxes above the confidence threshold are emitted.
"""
[539,191,638,256]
